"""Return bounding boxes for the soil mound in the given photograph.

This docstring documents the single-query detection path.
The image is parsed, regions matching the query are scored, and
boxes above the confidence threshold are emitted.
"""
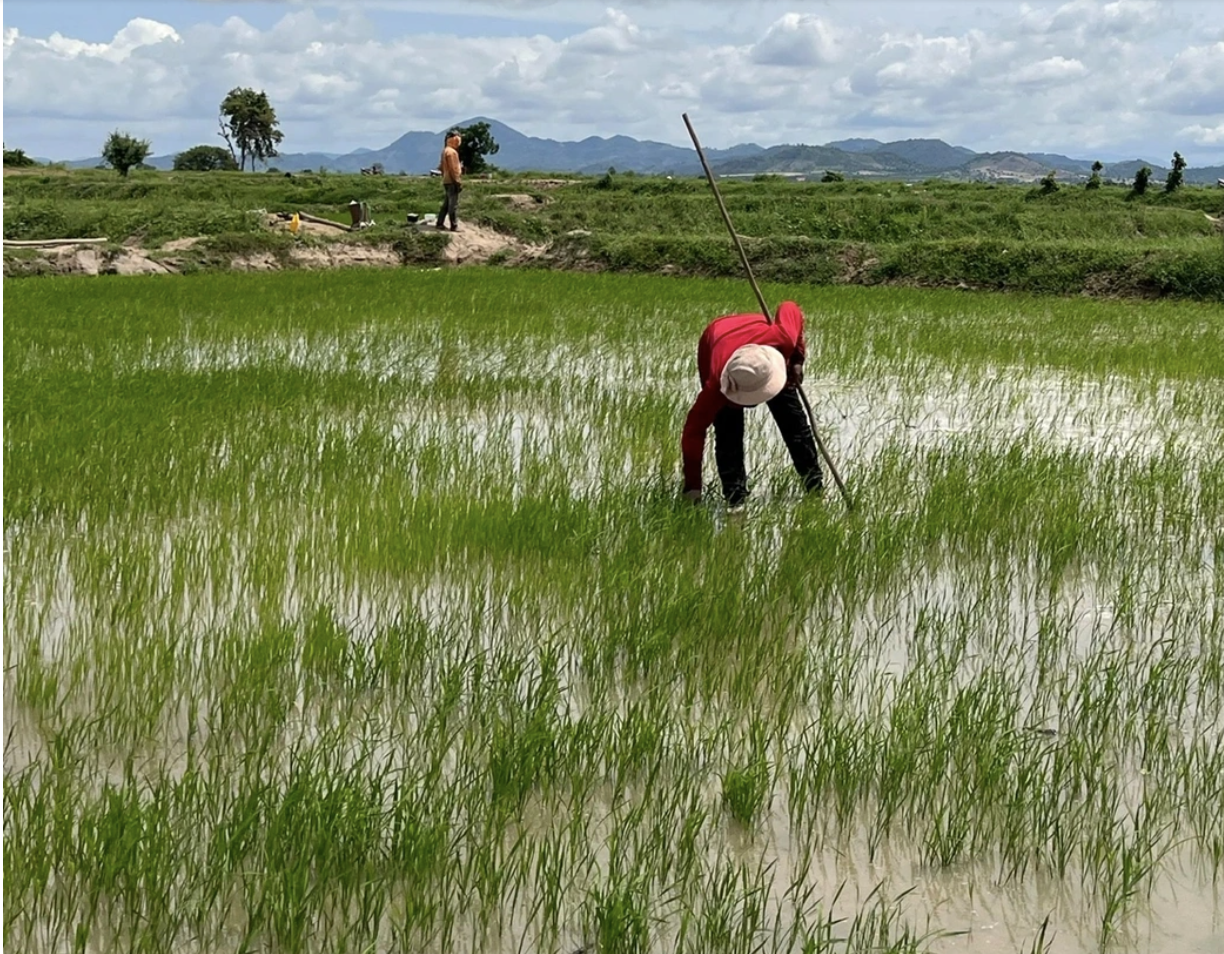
[4,221,546,277]
[411,221,546,265]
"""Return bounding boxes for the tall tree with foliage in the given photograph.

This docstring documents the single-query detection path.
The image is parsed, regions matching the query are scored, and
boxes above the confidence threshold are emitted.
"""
[1164,151,1187,193]
[1086,160,1103,190]
[453,121,500,174]
[102,130,152,178]
[173,145,240,172]
[1131,165,1152,196]
[218,88,284,171]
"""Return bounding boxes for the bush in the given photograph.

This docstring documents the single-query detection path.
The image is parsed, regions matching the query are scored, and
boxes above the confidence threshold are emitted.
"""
[173,145,239,172]
[4,146,37,167]
[102,131,152,178]
[821,170,845,183]
[1131,166,1152,196]
[1135,246,1224,298]
[387,231,450,264]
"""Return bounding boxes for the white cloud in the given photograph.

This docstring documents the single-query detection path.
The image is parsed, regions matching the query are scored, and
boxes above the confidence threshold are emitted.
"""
[749,15,843,67]
[33,18,182,62]
[1015,0,1161,41]
[874,36,974,88]
[1148,41,1224,116]
[1011,55,1087,84]
[565,8,645,55]
[2,1,1222,164]
[1178,122,1224,145]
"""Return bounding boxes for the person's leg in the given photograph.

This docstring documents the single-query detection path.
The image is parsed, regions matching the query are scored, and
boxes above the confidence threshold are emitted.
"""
[713,405,749,505]
[766,386,823,493]
[437,187,450,228]
[449,184,460,230]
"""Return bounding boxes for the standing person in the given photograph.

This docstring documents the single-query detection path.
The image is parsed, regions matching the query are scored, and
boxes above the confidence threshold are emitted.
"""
[681,301,823,506]
[436,130,463,232]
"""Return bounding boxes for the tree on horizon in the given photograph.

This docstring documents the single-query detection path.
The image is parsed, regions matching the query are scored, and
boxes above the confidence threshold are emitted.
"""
[219,88,284,171]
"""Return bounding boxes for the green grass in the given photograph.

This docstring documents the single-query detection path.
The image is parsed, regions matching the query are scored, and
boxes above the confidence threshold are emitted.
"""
[5,167,1223,298]
[4,268,1223,953]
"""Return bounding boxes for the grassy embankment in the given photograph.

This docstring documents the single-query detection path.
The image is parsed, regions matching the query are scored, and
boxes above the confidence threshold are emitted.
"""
[4,166,1223,298]
[4,269,1223,953]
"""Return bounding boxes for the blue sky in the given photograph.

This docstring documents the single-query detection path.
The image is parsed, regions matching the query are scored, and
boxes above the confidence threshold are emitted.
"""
[3,1,1222,164]
[2,2,585,44]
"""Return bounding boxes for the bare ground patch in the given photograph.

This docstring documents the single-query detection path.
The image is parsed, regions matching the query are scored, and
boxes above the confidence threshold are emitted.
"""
[490,193,551,211]
[418,222,548,265]
[2,244,180,277]
[835,244,880,283]
[4,221,546,276]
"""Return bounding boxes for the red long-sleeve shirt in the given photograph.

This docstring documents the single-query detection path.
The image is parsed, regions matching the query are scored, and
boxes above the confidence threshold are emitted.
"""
[681,302,806,494]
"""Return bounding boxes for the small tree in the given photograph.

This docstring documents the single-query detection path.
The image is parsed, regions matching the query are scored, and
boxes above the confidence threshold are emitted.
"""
[452,121,500,175]
[1086,160,1103,190]
[219,88,284,171]
[173,144,239,172]
[3,145,37,167]
[1164,151,1187,193]
[821,170,845,182]
[1131,165,1152,196]
[102,130,152,178]
[1038,170,1059,194]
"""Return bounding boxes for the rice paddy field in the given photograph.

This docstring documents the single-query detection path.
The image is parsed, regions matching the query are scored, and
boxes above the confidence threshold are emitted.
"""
[3,268,1222,954]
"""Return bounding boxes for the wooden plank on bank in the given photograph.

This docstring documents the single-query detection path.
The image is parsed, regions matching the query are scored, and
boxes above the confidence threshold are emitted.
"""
[4,238,109,247]
[295,212,351,231]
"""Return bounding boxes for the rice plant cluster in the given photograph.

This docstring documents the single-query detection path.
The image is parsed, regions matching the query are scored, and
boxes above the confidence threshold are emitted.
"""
[4,270,1222,953]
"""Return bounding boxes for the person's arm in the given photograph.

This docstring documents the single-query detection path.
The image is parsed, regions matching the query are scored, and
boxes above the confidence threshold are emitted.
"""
[696,324,714,382]
[775,300,806,383]
[680,384,724,497]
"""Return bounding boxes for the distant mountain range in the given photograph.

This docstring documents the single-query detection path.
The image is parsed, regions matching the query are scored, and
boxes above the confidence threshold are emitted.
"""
[57,117,1224,184]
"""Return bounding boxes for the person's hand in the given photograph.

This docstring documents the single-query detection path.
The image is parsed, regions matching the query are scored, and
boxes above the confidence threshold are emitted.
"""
[683,489,702,505]
[788,362,805,387]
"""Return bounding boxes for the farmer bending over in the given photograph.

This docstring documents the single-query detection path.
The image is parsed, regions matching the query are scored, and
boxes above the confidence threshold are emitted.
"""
[681,301,823,506]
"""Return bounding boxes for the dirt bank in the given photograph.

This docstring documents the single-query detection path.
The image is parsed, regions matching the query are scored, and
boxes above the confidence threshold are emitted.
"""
[3,222,547,277]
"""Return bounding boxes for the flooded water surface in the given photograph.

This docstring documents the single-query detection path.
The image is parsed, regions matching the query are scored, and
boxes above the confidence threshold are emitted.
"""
[5,274,1222,954]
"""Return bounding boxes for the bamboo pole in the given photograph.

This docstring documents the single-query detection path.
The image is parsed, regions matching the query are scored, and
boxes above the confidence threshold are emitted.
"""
[4,238,108,247]
[682,112,855,511]
[294,211,352,231]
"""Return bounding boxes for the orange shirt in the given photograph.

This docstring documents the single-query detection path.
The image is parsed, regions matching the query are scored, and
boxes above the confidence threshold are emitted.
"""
[440,145,462,184]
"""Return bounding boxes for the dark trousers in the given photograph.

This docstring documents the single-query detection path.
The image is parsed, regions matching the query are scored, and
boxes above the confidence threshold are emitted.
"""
[713,385,823,504]
[438,183,461,229]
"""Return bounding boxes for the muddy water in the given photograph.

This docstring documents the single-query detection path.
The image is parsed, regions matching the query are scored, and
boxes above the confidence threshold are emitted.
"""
[7,543,1219,954]
[752,815,1224,954]
[6,356,1221,954]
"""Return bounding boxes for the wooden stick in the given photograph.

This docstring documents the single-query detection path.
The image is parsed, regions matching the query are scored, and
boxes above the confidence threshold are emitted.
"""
[4,238,108,247]
[682,114,772,321]
[295,211,351,231]
[682,112,856,511]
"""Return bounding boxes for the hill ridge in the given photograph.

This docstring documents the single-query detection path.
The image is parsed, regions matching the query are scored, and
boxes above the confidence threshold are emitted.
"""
[55,118,1224,183]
